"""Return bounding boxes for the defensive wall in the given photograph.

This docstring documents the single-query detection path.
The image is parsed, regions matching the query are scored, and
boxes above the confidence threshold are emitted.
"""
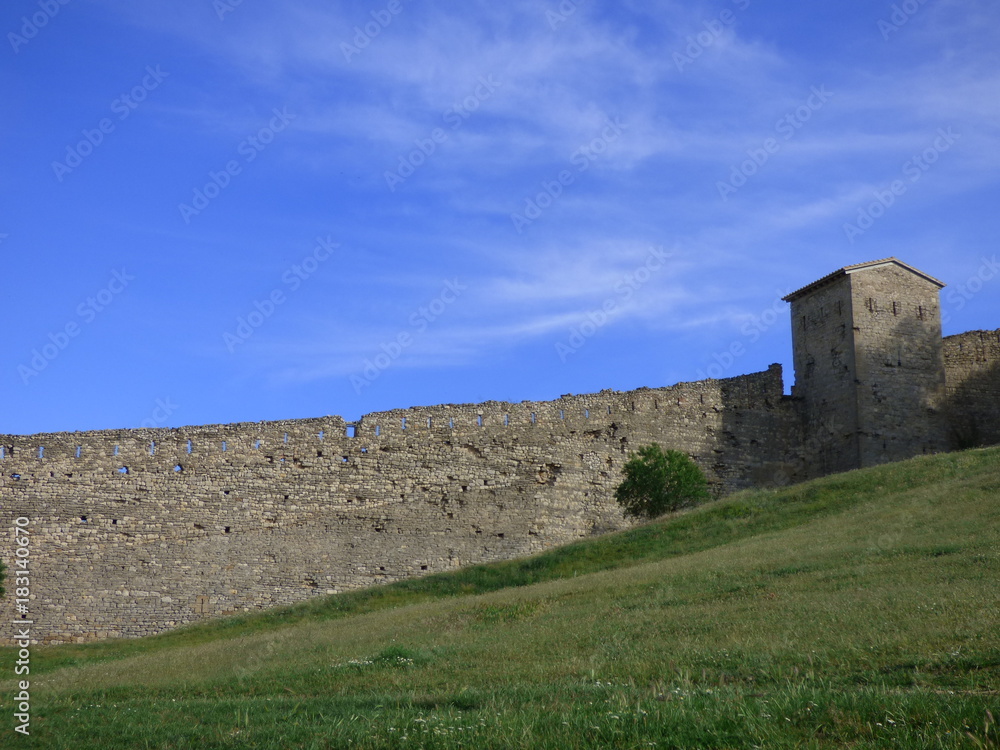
[0,366,805,643]
[942,329,1000,448]
[1,257,998,644]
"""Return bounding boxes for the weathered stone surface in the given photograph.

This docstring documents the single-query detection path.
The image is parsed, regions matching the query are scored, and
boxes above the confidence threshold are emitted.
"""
[0,258,996,644]
[785,260,952,470]
[942,329,1000,448]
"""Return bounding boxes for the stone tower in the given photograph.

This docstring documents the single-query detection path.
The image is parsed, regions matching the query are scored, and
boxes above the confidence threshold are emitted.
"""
[783,258,949,474]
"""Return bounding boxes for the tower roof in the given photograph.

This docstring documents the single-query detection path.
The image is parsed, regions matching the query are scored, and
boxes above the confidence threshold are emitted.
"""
[782,257,946,303]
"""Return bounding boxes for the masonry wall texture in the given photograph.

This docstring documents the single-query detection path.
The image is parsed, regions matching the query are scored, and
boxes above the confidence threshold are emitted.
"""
[785,261,952,472]
[943,329,1000,449]
[1,258,997,644]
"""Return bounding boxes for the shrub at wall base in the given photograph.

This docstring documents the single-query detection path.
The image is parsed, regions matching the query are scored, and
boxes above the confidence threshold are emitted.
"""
[615,444,711,520]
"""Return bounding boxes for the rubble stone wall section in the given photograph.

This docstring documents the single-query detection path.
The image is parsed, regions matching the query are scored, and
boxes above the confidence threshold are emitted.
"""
[0,365,802,643]
[943,329,1000,448]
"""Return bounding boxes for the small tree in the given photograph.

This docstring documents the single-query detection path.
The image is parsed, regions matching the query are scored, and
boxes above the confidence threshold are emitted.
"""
[615,444,710,520]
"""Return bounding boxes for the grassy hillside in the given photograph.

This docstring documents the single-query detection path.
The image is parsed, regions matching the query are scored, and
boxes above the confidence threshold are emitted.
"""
[3,446,999,748]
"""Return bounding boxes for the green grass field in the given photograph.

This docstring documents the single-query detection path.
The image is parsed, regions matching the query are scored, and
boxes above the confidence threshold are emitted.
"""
[3,447,999,748]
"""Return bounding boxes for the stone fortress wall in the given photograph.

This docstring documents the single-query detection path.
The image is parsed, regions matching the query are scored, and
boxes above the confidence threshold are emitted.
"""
[0,258,997,643]
[942,329,1000,448]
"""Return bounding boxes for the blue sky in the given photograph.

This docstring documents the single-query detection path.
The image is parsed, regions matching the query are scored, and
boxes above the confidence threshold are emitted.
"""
[3,0,999,435]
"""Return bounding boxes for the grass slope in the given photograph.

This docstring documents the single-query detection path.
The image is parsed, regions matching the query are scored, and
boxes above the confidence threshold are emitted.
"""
[3,447,999,748]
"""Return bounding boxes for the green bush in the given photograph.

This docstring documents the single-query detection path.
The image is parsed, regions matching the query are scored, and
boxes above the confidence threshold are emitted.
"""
[615,444,710,520]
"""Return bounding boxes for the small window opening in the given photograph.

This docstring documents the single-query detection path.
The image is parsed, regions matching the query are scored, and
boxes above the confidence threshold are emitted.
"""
[477,415,483,427]
[187,439,193,454]
[530,412,536,424]
[114,445,119,456]
[80,516,87,522]
[75,445,82,458]
[11,473,20,480]
[254,439,261,449]
[449,418,454,429]
[112,519,117,525]
[375,425,381,437]
[118,466,129,474]
[283,432,289,444]
[401,417,407,430]
[0,446,5,459]
[318,430,324,441]
[504,414,509,426]
[38,446,44,459]
[361,447,368,454]
[341,456,349,463]
[559,409,565,420]
[607,406,612,415]
[427,417,433,429]
[584,409,590,419]
[224,526,231,533]
[149,441,155,456]
[346,425,357,438]
[174,464,183,472]
[222,441,227,452]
